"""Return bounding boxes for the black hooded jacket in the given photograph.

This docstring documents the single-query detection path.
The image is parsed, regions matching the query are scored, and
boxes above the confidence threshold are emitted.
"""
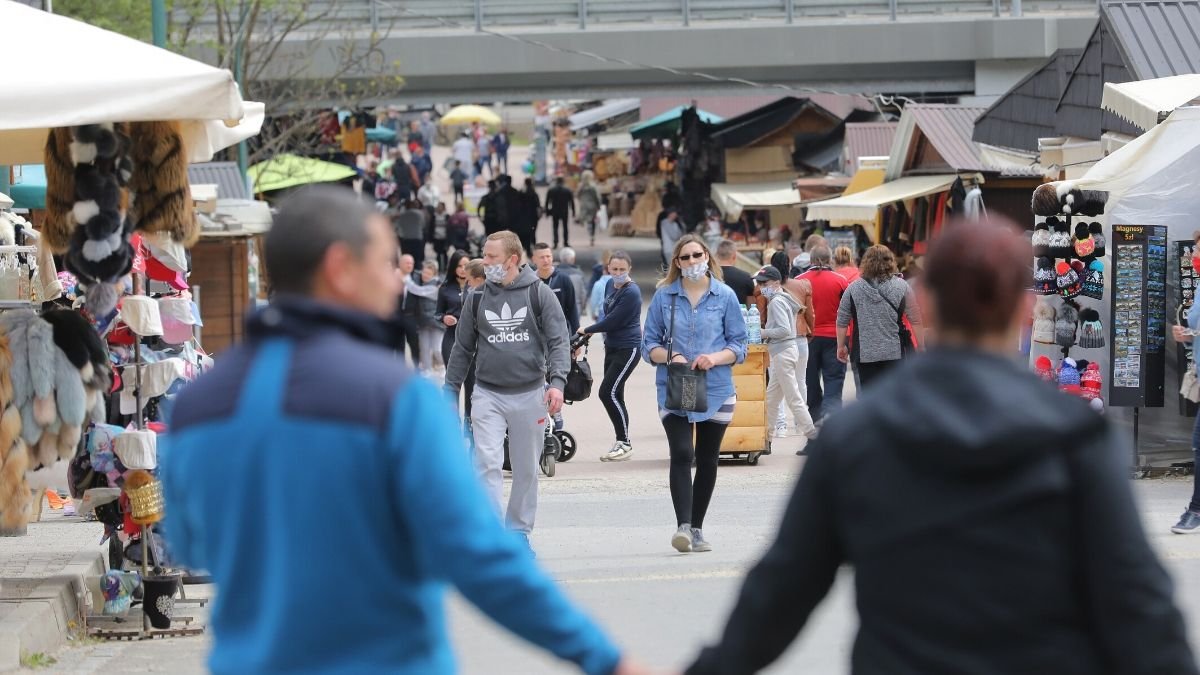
[688,348,1197,675]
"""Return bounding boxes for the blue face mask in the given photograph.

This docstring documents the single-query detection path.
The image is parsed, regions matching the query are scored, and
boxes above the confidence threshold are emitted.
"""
[611,272,630,285]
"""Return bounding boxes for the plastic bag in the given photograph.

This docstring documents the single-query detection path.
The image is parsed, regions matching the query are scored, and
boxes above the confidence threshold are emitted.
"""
[596,205,609,232]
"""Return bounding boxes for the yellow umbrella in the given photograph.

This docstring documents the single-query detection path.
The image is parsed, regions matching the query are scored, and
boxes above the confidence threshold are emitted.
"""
[439,104,502,127]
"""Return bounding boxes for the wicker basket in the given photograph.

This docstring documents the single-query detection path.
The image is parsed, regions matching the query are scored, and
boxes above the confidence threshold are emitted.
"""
[126,478,164,525]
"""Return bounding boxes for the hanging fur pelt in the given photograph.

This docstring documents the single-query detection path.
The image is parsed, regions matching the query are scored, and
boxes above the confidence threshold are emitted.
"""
[129,121,197,246]
[57,124,135,316]
[0,329,31,535]
[40,309,111,426]
[42,127,77,254]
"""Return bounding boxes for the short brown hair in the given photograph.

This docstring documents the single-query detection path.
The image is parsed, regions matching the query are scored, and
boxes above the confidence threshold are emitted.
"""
[466,259,485,280]
[804,233,827,252]
[487,230,523,261]
[925,219,1031,338]
[859,245,897,282]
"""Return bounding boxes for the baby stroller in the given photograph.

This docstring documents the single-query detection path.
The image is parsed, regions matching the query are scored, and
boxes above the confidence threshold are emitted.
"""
[501,414,573,477]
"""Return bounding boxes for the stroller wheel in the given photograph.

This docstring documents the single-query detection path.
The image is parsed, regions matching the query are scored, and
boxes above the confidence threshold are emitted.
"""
[555,431,577,462]
[541,435,561,477]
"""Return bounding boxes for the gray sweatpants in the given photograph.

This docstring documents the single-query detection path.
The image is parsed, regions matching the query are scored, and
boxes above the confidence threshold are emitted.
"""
[470,385,547,534]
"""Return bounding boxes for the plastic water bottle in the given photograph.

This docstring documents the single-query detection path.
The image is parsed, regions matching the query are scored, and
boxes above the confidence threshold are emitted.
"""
[748,305,761,344]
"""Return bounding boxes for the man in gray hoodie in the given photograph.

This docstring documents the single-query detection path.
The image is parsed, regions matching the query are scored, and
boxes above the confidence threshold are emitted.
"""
[755,267,818,442]
[445,231,571,546]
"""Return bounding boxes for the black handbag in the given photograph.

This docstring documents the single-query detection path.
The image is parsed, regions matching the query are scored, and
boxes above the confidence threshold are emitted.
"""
[564,342,593,403]
[664,295,707,412]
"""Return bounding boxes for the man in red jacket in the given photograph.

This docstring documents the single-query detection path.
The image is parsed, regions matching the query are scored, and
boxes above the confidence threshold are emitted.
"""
[798,245,848,423]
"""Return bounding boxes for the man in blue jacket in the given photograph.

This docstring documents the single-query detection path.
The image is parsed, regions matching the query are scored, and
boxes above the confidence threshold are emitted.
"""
[162,186,642,675]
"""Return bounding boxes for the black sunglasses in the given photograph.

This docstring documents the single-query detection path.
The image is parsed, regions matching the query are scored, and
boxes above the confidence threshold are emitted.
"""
[677,251,706,262]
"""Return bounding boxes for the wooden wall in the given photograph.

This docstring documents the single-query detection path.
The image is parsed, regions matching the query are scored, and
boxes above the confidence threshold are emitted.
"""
[190,236,253,356]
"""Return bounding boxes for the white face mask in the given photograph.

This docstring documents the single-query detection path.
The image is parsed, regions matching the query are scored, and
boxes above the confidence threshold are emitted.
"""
[611,272,630,285]
[484,263,507,284]
[761,286,779,299]
[681,262,709,281]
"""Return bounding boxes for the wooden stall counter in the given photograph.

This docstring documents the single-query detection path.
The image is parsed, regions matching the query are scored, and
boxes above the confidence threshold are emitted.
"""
[721,344,769,464]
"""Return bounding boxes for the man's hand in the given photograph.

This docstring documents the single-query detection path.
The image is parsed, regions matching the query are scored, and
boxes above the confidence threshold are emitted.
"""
[1175,325,1193,343]
[443,315,458,327]
[692,353,717,371]
[546,387,564,415]
[577,327,588,335]
[836,344,850,364]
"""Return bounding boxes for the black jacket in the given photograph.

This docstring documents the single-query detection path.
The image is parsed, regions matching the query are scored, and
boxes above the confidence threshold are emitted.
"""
[688,349,1198,675]
[477,191,499,235]
[494,185,522,231]
[540,269,579,335]
[720,265,755,306]
[545,185,575,218]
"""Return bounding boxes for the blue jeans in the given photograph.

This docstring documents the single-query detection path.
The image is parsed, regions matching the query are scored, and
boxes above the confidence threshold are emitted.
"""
[806,336,846,420]
[1191,413,1200,512]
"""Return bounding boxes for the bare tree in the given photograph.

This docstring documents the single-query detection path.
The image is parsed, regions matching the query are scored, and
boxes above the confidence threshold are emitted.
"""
[170,0,403,167]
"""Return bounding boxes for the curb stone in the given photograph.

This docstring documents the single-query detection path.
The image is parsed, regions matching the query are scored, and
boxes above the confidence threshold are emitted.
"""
[0,550,105,673]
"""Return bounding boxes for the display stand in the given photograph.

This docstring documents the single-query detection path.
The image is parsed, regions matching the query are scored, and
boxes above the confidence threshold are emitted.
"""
[721,344,769,464]
[1175,239,1198,417]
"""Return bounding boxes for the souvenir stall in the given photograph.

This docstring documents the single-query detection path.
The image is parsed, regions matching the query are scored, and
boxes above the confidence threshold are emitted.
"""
[0,0,263,637]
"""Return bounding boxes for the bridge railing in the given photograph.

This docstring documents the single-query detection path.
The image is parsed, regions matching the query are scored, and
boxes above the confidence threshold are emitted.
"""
[175,0,1100,34]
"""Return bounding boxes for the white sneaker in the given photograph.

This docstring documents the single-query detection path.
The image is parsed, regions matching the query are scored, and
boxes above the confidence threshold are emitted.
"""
[772,423,790,438]
[600,441,633,462]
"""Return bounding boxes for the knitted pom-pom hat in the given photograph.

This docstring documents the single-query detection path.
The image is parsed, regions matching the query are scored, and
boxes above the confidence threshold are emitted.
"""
[1078,308,1105,348]
[1059,357,1081,389]
[1081,362,1102,400]
[1032,299,1056,344]
[1089,222,1106,257]
[1073,221,1096,259]
[1055,303,1079,348]
[1082,259,1104,300]
[1032,222,1051,257]
[1035,355,1056,382]
[1056,261,1081,299]
[1048,217,1073,258]
[1033,257,1057,295]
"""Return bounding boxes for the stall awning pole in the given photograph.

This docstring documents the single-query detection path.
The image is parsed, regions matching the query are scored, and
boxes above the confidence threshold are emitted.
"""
[151,0,167,47]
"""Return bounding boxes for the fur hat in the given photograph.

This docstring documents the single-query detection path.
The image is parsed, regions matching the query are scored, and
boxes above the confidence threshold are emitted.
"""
[1089,222,1106,257]
[1047,217,1073,258]
[1073,222,1096,259]
[1035,355,1056,382]
[1058,357,1081,389]
[1055,303,1079,348]
[128,122,198,246]
[1078,308,1105,348]
[1080,362,1103,400]
[1033,257,1057,295]
[1032,222,1051,257]
[1032,299,1056,344]
[1056,261,1081,299]
[1032,183,1061,217]
[1057,182,1107,217]
[1082,260,1104,300]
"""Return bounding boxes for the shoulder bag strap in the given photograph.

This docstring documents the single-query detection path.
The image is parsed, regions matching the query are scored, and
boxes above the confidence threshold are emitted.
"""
[667,294,677,362]
[880,283,906,328]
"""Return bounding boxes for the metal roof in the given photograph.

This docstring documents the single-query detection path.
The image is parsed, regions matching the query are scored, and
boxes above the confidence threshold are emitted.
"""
[711,97,842,148]
[1105,0,1200,78]
[972,49,1081,152]
[902,104,989,173]
[568,98,640,132]
[187,162,250,201]
[844,122,898,174]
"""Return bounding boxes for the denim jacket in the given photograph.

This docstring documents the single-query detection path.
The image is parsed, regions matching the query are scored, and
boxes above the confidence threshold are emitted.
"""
[641,277,748,422]
[1189,301,1200,377]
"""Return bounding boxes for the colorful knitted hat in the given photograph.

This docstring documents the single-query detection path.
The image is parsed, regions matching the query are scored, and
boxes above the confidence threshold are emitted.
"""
[1073,222,1096,258]
[1058,357,1081,389]
[1035,355,1056,382]
[1056,261,1081,299]
[1080,362,1103,400]
[1033,257,1057,295]
[1032,299,1056,344]
[1047,217,1073,258]
[1055,303,1079,348]
[1078,308,1105,348]
[1082,259,1104,300]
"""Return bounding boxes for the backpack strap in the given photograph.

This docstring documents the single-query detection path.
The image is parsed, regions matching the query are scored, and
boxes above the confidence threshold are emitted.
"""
[528,281,544,334]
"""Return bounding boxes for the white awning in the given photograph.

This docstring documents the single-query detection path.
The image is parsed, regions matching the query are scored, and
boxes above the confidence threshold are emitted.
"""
[0,1,261,165]
[569,99,640,132]
[804,174,957,222]
[1102,75,1200,131]
[711,181,801,219]
[596,132,636,151]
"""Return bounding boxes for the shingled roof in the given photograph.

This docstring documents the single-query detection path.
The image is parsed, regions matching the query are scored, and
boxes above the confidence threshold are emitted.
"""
[972,49,1081,153]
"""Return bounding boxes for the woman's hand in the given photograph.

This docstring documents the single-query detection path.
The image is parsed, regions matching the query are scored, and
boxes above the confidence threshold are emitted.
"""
[836,344,850,364]
[692,353,718,370]
[669,354,689,366]
[577,327,588,335]
[1175,325,1194,343]
[443,315,458,327]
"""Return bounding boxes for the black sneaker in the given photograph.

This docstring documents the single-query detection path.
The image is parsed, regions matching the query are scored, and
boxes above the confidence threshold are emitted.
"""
[1172,510,1200,534]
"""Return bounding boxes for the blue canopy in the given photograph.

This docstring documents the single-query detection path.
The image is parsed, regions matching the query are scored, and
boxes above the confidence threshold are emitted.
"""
[630,106,723,140]
[9,165,45,210]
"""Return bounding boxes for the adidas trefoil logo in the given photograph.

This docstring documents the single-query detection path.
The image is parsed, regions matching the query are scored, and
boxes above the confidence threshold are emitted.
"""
[485,302,530,343]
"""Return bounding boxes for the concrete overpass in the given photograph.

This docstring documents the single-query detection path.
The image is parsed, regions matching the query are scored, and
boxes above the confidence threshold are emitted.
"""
[183,0,1102,103]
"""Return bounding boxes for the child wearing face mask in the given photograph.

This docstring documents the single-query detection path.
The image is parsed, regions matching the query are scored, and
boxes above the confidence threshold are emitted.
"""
[756,266,819,443]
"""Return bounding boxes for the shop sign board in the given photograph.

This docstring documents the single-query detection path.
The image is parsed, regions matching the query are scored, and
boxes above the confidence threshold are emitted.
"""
[1109,225,1167,407]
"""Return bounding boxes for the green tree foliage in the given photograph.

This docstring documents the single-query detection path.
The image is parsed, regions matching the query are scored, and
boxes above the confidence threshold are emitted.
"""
[54,0,153,42]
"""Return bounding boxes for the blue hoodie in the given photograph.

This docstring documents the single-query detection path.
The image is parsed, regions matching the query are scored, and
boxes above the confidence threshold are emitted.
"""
[162,297,620,675]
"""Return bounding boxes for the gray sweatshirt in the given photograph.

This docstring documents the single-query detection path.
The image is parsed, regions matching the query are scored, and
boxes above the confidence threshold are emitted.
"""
[760,291,804,357]
[444,265,571,394]
[836,276,921,364]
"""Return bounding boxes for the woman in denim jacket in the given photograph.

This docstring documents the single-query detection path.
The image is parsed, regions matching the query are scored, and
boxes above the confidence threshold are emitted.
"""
[643,234,748,553]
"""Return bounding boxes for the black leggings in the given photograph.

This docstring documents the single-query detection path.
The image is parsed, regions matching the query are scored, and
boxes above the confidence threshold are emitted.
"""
[662,414,728,529]
[600,347,639,443]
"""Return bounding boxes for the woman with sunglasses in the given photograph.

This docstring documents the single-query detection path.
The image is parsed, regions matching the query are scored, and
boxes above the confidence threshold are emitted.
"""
[642,235,747,553]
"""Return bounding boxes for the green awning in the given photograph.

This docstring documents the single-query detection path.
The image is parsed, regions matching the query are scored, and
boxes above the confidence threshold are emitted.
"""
[630,106,723,140]
[247,154,358,193]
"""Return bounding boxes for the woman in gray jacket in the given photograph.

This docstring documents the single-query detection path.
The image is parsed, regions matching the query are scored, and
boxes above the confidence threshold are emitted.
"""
[835,245,922,387]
